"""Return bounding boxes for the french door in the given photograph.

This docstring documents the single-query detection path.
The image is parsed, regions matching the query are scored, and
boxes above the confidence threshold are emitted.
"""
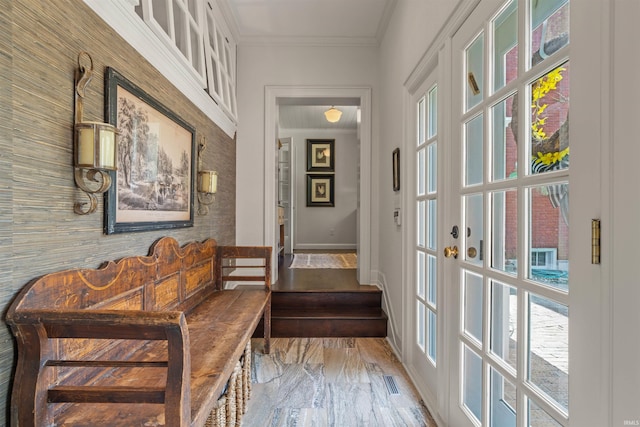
[412,70,441,407]
[447,0,571,426]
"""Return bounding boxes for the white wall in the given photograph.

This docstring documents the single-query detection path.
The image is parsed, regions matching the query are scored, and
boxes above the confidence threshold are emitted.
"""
[375,0,460,353]
[283,129,358,250]
[235,45,378,249]
[611,1,640,425]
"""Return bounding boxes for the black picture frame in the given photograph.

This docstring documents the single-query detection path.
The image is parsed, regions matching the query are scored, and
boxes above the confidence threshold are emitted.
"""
[307,174,335,207]
[306,139,335,172]
[392,147,400,192]
[104,67,196,235]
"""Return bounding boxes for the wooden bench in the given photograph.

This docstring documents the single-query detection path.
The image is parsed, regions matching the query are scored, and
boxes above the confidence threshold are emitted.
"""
[6,237,271,427]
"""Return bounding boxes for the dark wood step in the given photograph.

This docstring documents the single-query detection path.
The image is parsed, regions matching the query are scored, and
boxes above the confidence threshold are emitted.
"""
[272,289,382,310]
[253,306,388,338]
[273,307,387,319]
[271,307,388,338]
[264,262,388,338]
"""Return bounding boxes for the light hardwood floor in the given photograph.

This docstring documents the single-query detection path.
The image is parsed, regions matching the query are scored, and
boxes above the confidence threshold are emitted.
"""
[244,337,437,427]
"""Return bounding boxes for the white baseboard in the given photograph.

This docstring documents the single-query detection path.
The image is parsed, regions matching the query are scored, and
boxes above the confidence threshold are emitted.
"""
[294,243,357,250]
[402,361,445,426]
[373,269,401,353]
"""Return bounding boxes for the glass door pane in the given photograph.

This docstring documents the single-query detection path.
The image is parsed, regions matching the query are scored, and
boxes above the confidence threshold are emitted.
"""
[450,1,571,425]
[490,366,516,427]
[463,270,483,344]
[465,115,484,186]
[528,183,569,291]
[529,0,569,68]
[493,0,518,92]
[463,344,483,423]
[466,34,485,111]
[527,293,569,413]
[529,64,570,176]
[490,280,517,371]
[491,189,517,274]
[464,193,484,266]
[491,95,517,182]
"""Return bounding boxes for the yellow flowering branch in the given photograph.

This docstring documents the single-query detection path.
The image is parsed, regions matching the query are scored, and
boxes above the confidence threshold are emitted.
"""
[535,146,570,166]
[531,66,565,142]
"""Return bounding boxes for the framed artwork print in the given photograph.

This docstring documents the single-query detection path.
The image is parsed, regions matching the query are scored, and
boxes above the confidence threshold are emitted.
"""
[104,67,196,234]
[307,174,335,207]
[392,147,400,191]
[307,139,335,172]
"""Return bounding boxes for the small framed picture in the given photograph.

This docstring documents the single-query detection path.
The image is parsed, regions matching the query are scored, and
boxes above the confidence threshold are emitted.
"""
[307,139,335,172]
[392,148,400,192]
[307,174,335,207]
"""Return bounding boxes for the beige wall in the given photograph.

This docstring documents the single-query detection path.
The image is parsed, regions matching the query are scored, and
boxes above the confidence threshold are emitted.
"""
[0,1,236,422]
[285,130,359,250]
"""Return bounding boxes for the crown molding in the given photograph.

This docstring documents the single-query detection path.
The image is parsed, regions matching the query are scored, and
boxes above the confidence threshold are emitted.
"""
[237,35,380,47]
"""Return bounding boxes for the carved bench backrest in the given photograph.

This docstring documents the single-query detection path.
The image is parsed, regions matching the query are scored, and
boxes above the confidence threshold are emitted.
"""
[12,237,218,313]
[7,237,219,401]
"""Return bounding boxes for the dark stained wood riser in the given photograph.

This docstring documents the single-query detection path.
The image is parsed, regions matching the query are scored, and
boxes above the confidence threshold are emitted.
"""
[273,290,383,309]
[256,289,388,338]
[272,310,388,337]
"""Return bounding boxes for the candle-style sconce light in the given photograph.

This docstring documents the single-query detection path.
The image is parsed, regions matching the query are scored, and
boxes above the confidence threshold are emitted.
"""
[73,51,118,215]
[197,136,217,216]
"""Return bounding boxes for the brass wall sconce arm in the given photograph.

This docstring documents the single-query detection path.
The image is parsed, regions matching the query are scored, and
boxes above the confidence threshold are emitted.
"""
[197,136,217,216]
[73,51,118,215]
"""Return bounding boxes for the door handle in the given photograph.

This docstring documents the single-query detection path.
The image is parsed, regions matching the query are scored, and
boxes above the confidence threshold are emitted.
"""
[444,245,459,259]
[467,247,477,258]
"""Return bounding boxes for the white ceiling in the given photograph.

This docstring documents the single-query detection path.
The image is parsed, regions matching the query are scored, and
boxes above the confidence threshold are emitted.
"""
[219,0,397,46]
[279,105,359,130]
[219,0,396,130]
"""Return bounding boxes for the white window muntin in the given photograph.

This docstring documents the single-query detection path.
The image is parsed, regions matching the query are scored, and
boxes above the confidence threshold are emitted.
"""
[204,0,237,118]
[138,0,207,87]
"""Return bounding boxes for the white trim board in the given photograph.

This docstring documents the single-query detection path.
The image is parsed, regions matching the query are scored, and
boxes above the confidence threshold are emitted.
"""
[264,86,372,285]
[83,0,236,138]
[294,244,357,250]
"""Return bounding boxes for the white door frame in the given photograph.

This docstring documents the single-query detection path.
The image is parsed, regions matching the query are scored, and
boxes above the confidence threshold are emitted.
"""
[401,2,479,425]
[264,86,373,284]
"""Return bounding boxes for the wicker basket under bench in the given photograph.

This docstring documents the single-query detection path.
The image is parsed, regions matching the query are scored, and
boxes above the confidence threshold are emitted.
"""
[6,237,271,427]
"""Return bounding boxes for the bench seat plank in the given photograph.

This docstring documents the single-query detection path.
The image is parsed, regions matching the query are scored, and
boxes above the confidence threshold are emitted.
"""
[187,289,270,426]
[52,289,269,426]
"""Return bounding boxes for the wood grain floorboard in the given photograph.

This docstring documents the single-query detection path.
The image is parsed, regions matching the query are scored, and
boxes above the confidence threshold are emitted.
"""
[244,338,437,427]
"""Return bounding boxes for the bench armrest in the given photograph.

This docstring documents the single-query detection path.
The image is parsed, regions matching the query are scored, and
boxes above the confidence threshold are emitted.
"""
[9,309,192,426]
[219,245,272,290]
[10,309,187,340]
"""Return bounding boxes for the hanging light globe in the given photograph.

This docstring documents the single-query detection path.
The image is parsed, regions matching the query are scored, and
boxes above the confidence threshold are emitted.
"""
[324,106,342,123]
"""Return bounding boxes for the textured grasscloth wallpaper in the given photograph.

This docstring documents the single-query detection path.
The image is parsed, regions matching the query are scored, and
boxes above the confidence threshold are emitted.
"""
[0,1,237,422]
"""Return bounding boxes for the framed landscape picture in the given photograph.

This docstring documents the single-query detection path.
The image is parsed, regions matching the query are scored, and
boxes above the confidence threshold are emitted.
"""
[307,139,335,172]
[104,67,196,234]
[307,174,335,207]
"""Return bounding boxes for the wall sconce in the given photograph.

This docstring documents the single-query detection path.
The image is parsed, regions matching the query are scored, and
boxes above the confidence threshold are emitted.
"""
[73,51,118,215]
[324,106,342,123]
[197,136,217,216]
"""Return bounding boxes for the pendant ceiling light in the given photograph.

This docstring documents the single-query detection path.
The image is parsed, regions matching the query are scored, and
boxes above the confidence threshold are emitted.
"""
[324,106,342,123]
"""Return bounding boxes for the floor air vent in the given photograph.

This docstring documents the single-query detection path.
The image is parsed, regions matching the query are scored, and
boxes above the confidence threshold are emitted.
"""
[383,375,400,395]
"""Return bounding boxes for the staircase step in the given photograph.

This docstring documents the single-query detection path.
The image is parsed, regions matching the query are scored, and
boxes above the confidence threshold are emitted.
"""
[254,282,389,338]
[271,307,388,338]
[273,307,387,319]
[273,289,382,310]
